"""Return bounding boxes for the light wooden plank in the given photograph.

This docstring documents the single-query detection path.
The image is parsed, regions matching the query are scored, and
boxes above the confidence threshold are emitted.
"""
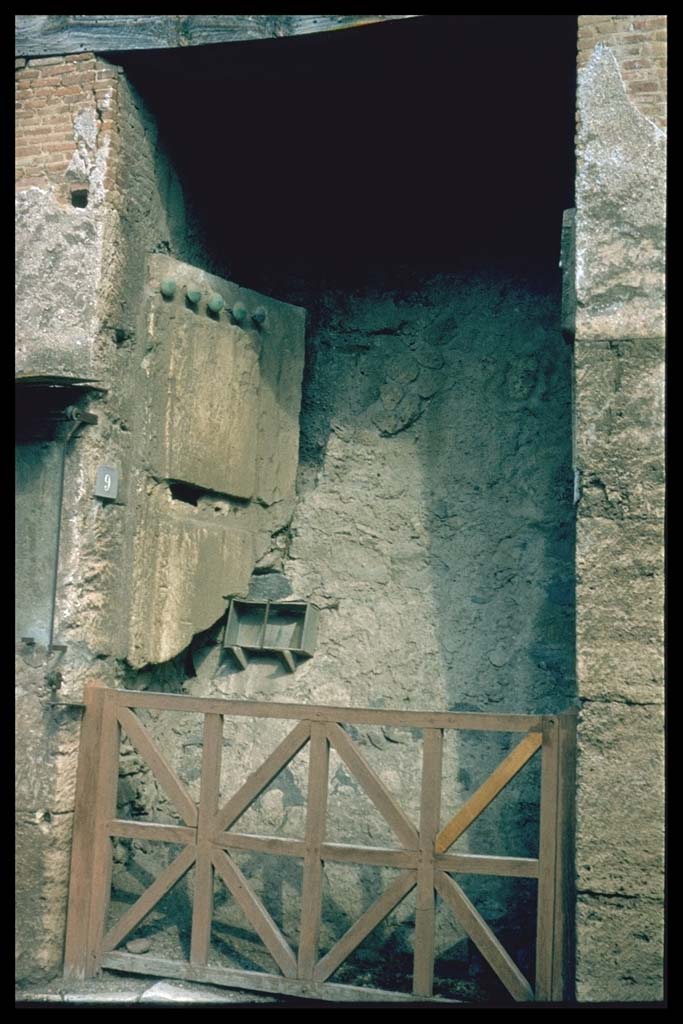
[435,871,534,1003]
[535,715,561,1001]
[16,15,420,58]
[314,870,417,983]
[212,832,418,869]
[413,728,442,997]
[113,690,542,732]
[102,951,434,1002]
[551,708,577,1001]
[297,722,329,980]
[213,720,310,835]
[85,693,121,977]
[435,731,542,855]
[435,853,539,879]
[102,845,197,953]
[212,848,298,978]
[213,832,305,859]
[63,682,106,978]
[321,842,417,869]
[106,820,196,845]
[190,713,223,967]
[327,721,419,850]
[117,707,198,827]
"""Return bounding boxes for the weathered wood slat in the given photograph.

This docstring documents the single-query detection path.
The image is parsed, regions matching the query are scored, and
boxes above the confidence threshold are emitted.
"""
[435,853,539,878]
[413,728,442,997]
[190,714,223,967]
[297,723,329,980]
[314,870,417,983]
[102,951,434,1002]
[211,831,418,868]
[85,695,121,978]
[327,722,419,849]
[212,832,305,859]
[15,14,420,58]
[213,720,310,835]
[112,690,542,732]
[535,715,560,1000]
[435,872,534,1003]
[321,842,417,869]
[551,708,577,1001]
[64,683,107,978]
[212,848,298,978]
[102,845,197,953]
[106,819,196,845]
[435,731,543,854]
[117,707,198,828]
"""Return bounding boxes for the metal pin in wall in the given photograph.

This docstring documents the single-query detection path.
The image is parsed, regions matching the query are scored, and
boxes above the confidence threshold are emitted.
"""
[231,302,247,324]
[186,288,202,305]
[252,307,267,326]
[160,278,176,299]
[207,293,225,314]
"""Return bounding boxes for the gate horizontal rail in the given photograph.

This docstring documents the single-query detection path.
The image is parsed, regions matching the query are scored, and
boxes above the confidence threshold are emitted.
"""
[64,683,576,1003]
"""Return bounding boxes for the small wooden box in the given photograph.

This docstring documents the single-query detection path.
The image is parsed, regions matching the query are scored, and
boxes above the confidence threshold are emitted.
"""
[224,599,319,671]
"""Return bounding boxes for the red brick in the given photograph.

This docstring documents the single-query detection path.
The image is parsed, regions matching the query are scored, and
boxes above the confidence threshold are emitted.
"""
[42,140,75,152]
[15,125,50,137]
[623,58,654,70]
[16,68,40,80]
[579,15,614,24]
[633,18,667,31]
[628,81,658,93]
[64,52,96,62]
[61,71,95,86]
[55,86,83,96]
[18,97,48,110]
[28,56,65,67]
[16,177,48,188]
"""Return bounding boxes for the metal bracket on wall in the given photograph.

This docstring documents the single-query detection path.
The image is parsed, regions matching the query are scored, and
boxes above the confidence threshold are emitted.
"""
[223,598,320,673]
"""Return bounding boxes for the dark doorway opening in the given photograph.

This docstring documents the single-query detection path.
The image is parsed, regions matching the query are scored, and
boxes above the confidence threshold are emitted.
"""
[112,14,576,290]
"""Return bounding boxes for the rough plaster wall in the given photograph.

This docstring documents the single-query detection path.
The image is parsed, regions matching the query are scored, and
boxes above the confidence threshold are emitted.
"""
[287,273,574,975]
[573,31,666,1003]
[109,270,574,992]
[15,62,205,986]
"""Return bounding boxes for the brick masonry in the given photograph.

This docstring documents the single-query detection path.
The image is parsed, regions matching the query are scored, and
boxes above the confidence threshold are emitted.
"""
[15,53,121,199]
[577,15,667,129]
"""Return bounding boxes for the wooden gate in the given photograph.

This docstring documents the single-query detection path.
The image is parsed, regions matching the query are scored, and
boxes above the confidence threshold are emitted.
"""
[63,683,576,1003]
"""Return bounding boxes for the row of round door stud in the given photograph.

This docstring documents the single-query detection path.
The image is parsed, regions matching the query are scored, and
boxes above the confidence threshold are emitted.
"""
[159,278,266,326]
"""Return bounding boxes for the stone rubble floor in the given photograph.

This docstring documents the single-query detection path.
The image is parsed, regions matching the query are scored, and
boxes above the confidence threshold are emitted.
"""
[15,972,282,1006]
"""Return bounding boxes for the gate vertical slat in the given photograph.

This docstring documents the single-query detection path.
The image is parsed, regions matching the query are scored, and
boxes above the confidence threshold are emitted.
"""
[551,708,577,1000]
[535,715,561,1000]
[63,682,107,978]
[413,727,443,996]
[190,713,223,966]
[84,689,120,977]
[298,721,330,980]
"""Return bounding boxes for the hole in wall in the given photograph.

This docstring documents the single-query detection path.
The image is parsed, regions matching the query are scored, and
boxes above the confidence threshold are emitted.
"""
[168,481,203,506]
[70,188,89,208]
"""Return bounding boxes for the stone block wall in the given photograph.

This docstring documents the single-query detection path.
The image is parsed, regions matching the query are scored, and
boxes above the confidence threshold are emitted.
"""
[572,14,666,1003]
[15,54,199,985]
[15,49,305,985]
